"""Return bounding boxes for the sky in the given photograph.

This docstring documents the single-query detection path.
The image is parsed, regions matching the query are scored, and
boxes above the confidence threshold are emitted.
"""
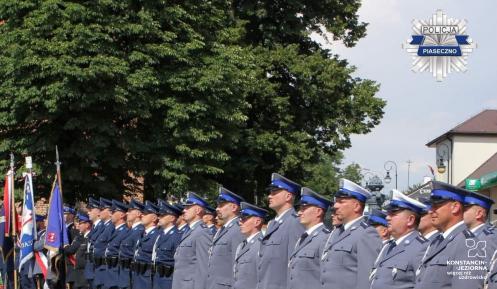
[313,0,497,192]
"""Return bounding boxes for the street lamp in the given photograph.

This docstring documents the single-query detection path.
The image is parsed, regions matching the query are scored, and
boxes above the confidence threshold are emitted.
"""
[437,143,450,177]
[384,161,398,189]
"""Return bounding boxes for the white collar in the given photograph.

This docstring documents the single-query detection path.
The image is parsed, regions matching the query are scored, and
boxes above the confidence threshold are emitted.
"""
[145,226,156,234]
[470,223,486,234]
[178,223,188,230]
[306,222,323,235]
[94,219,102,226]
[132,221,142,229]
[395,230,416,245]
[104,219,112,225]
[246,232,260,243]
[275,208,292,222]
[423,230,439,240]
[84,231,90,238]
[344,216,363,231]
[163,225,175,235]
[115,223,126,230]
[442,221,465,239]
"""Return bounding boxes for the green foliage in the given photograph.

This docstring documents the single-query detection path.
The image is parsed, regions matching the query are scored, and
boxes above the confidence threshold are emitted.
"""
[0,0,385,203]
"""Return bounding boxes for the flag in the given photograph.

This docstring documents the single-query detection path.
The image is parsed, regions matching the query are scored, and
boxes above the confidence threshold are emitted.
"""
[18,173,37,270]
[2,169,17,237]
[44,179,69,252]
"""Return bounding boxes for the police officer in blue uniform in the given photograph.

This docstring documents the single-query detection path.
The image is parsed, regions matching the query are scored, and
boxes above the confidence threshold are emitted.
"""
[415,181,486,289]
[368,209,391,242]
[172,192,212,289]
[152,202,182,289]
[417,197,440,242]
[463,190,497,265]
[233,202,267,289]
[203,206,217,235]
[93,198,115,289]
[288,187,331,289]
[133,201,161,289]
[257,173,305,289]
[206,187,245,289]
[320,178,382,289]
[174,203,190,235]
[118,199,145,289]
[103,200,130,289]
[85,197,106,289]
[370,190,429,289]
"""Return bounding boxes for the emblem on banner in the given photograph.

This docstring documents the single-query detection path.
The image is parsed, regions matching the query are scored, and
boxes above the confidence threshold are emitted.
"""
[403,10,476,81]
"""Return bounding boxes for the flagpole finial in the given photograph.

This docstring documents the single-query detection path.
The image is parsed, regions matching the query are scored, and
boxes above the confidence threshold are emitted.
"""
[55,145,61,171]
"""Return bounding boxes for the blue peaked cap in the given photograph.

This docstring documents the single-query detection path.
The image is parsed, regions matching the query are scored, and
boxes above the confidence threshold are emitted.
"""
[88,197,100,209]
[184,192,209,208]
[217,187,245,205]
[143,200,160,215]
[100,197,113,209]
[112,200,128,212]
[299,187,331,209]
[335,178,371,203]
[267,173,301,195]
[430,181,470,204]
[35,214,46,222]
[464,191,494,210]
[240,202,268,219]
[384,190,427,215]
[367,209,388,227]
[205,206,216,215]
[128,199,145,212]
[63,205,76,215]
[158,202,183,217]
[76,212,90,223]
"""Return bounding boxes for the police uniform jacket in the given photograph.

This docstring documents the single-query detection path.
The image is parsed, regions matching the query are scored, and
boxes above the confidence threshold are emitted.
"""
[206,217,244,289]
[370,230,428,289]
[414,221,485,289]
[320,216,382,289]
[288,223,330,289]
[152,226,182,289]
[93,220,115,287]
[257,208,305,289]
[103,223,129,289]
[133,226,161,289]
[472,223,497,266]
[233,232,262,289]
[117,222,144,288]
[84,219,105,281]
[172,220,212,289]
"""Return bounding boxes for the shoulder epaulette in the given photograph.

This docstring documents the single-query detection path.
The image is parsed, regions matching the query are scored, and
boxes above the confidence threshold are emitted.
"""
[360,221,369,229]
[291,212,299,218]
[200,224,207,228]
[483,228,494,235]
[463,229,475,238]
[323,227,331,234]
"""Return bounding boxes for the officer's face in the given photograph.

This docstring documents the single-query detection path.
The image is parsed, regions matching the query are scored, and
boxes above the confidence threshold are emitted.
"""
[430,200,460,230]
[298,205,323,228]
[216,202,237,221]
[88,208,101,221]
[334,197,360,222]
[100,208,111,220]
[127,209,142,223]
[183,205,200,223]
[268,189,292,210]
[418,213,433,233]
[78,221,91,233]
[159,214,177,228]
[463,205,485,229]
[203,214,215,225]
[239,215,262,236]
[386,209,414,239]
[111,210,126,224]
[331,213,343,226]
[142,212,158,227]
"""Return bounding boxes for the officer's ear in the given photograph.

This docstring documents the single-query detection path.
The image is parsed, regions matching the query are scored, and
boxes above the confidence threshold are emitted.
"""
[450,201,463,215]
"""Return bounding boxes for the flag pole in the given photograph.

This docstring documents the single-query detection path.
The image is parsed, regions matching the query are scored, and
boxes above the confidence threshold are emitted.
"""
[10,152,18,289]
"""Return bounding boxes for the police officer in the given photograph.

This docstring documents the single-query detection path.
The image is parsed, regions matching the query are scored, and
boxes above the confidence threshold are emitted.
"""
[463,190,497,265]
[65,212,92,289]
[257,173,305,289]
[84,197,105,289]
[206,187,245,289]
[174,203,190,235]
[152,202,182,289]
[417,197,440,242]
[93,198,115,289]
[118,199,145,289]
[172,192,212,289]
[32,214,47,289]
[203,206,217,235]
[103,200,130,289]
[64,205,79,289]
[370,190,429,289]
[288,187,331,289]
[320,178,382,289]
[368,209,391,242]
[233,202,267,289]
[415,181,486,289]
[133,201,161,289]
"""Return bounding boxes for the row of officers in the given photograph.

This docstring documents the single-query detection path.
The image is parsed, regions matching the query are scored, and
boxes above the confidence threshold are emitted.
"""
[17,173,497,289]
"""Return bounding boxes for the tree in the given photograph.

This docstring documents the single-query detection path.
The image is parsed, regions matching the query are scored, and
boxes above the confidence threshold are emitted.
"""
[0,0,385,203]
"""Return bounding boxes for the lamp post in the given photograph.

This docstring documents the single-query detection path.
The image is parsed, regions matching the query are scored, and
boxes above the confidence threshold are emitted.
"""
[383,161,398,189]
[365,175,385,211]
[437,143,450,183]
